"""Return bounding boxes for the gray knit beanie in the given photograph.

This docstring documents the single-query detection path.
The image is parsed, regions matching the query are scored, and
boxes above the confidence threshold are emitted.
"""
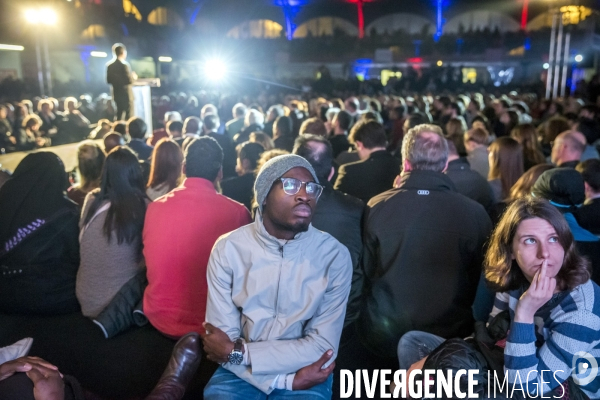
[254,154,319,212]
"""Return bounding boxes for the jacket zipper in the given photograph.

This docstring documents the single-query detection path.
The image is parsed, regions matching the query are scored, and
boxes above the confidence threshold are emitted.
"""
[268,243,285,338]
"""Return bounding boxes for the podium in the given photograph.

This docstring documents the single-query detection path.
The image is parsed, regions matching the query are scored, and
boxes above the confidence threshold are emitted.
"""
[133,78,160,135]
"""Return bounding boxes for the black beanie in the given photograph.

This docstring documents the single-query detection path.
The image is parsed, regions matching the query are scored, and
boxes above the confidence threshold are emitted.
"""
[531,168,585,210]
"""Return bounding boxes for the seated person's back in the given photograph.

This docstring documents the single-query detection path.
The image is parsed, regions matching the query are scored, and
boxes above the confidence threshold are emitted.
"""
[143,137,251,338]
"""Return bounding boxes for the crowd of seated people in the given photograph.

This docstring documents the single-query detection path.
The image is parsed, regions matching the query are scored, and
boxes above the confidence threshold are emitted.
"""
[1,87,600,399]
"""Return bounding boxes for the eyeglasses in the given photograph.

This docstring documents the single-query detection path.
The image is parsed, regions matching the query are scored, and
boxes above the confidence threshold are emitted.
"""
[278,178,323,199]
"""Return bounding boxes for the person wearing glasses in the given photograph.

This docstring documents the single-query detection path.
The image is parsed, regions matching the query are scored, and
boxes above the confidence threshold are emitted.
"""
[201,154,352,399]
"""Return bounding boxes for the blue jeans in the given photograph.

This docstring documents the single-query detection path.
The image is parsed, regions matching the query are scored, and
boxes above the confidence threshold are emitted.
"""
[397,331,445,370]
[204,366,333,400]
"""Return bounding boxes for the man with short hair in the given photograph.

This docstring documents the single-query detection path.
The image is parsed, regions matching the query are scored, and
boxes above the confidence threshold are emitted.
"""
[334,120,400,202]
[106,43,135,120]
[445,139,494,211]
[226,103,247,141]
[293,134,363,326]
[143,137,251,338]
[576,159,600,235]
[299,117,327,137]
[329,110,352,158]
[103,131,124,153]
[344,97,360,117]
[221,141,265,210]
[551,130,585,168]
[358,124,492,358]
[126,117,153,161]
[201,154,351,398]
[203,114,236,178]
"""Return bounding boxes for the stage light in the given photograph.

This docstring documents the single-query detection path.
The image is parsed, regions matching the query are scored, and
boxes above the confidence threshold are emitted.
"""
[204,59,226,81]
[543,63,550,69]
[158,56,172,62]
[437,60,443,67]
[91,51,108,58]
[0,44,24,51]
[575,54,583,63]
[25,8,57,25]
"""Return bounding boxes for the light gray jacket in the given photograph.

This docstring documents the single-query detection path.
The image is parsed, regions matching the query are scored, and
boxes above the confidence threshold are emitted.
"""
[205,213,352,394]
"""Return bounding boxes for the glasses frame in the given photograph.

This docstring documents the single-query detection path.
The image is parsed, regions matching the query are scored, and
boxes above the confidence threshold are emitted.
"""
[278,177,323,200]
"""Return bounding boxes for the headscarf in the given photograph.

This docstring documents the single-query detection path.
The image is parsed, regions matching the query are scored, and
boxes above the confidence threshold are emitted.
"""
[0,152,71,250]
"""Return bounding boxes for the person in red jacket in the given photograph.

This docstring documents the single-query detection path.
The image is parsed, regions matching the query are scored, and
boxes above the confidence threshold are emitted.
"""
[143,136,251,338]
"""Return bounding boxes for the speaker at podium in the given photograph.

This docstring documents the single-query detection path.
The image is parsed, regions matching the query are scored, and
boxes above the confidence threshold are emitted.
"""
[133,78,160,135]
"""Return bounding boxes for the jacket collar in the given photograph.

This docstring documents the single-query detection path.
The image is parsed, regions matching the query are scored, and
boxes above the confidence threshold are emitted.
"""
[446,158,471,171]
[398,170,457,192]
[181,177,217,192]
[366,150,389,160]
[253,212,313,256]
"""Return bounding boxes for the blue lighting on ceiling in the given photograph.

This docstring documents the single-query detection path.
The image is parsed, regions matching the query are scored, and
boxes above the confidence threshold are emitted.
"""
[274,0,307,40]
[187,0,204,25]
[434,0,449,42]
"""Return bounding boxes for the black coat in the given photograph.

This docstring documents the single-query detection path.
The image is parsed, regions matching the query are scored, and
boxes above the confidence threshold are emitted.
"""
[127,139,154,162]
[445,158,494,212]
[358,170,492,357]
[334,150,400,203]
[576,199,600,235]
[221,173,255,211]
[106,59,134,106]
[329,134,351,159]
[311,183,364,327]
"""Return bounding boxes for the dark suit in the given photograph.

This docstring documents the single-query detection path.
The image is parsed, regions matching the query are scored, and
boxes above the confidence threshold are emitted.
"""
[106,58,134,120]
[329,134,351,159]
[334,150,400,203]
[127,139,153,161]
[445,158,494,211]
[576,198,600,235]
[206,132,236,179]
[311,183,364,327]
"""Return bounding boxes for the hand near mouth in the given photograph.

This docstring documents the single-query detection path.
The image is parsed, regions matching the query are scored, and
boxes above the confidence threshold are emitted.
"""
[515,260,557,323]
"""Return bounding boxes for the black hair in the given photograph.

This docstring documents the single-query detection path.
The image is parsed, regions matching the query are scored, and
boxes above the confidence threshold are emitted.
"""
[237,141,264,171]
[83,147,147,245]
[184,136,223,181]
[349,120,387,149]
[112,43,125,57]
[166,120,183,134]
[275,116,293,137]
[335,110,353,131]
[127,118,147,139]
[203,114,219,131]
[293,134,333,183]
[577,159,600,192]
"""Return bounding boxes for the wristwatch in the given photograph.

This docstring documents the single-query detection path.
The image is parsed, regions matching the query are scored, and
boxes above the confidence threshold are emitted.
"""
[228,338,244,365]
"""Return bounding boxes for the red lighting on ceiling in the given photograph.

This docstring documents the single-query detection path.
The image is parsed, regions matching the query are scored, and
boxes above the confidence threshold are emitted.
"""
[408,57,423,63]
[343,0,377,39]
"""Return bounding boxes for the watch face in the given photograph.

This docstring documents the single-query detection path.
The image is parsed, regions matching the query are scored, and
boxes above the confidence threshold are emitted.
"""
[228,351,243,365]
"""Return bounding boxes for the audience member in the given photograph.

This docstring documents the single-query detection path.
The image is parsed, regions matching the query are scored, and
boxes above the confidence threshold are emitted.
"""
[77,147,148,318]
[263,105,284,137]
[127,117,153,161]
[89,119,111,140]
[511,124,545,171]
[334,120,399,202]
[143,137,251,338]
[299,117,327,137]
[249,131,274,151]
[67,141,106,206]
[0,152,80,315]
[358,123,492,358]
[203,114,236,178]
[508,164,555,202]
[551,130,585,168]
[293,134,364,327]
[464,127,490,179]
[576,159,600,235]
[329,110,352,158]
[202,154,351,397]
[488,137,524,202]
[225,103,247,141]
[221,141,264,210]
[444,139,493,211]
[146,139,184,201]
[103,131,125,153]
[235,109,264,144]
[17,115,48,151]
[273,116,295,152]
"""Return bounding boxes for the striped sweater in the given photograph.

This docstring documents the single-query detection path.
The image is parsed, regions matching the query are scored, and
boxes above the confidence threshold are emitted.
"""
[490,280,600,398]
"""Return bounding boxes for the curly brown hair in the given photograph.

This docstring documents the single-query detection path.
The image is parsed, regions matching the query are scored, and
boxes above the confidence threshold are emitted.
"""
[485,196,591,292]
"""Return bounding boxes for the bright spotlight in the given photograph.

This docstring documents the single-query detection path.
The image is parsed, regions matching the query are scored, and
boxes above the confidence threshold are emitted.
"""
[159,56,173,62]
[25,9,40,23]
[0,44,25,51]
[204,59,226,82]
[543,63,550,70]
[436,60,443,67]
[575,54,583,63]
[91,51,108,58]
[41,8,58,25]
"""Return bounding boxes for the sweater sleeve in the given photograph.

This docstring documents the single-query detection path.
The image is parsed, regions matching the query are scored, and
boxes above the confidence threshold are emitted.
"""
[504,309,600,395]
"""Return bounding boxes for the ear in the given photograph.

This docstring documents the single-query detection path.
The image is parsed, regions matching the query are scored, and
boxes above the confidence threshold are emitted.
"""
[327,166,335,182]
[442,160,449,173]
[402,159,413,173]
[355,140,364,151]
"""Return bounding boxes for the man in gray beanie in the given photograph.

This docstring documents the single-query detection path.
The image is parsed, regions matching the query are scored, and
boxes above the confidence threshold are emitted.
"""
[201,154,352,398]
